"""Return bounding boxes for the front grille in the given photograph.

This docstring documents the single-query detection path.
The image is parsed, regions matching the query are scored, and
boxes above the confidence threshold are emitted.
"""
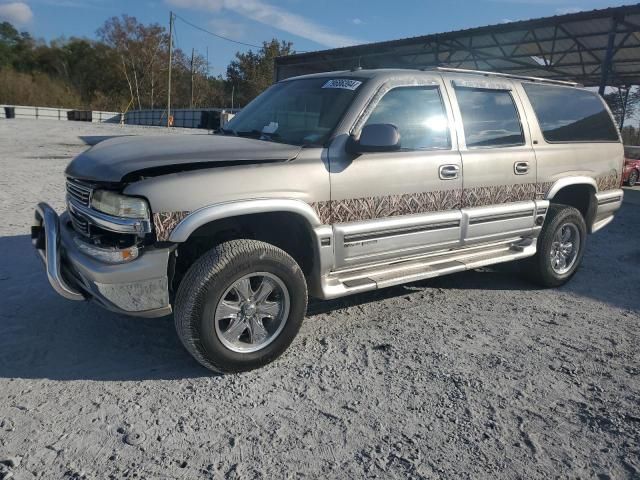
[66,178,92,206]
[69,208,90,236]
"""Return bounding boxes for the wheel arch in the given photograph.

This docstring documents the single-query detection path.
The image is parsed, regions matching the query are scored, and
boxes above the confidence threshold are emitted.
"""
[545,177,598,232]
[169,199,326,294]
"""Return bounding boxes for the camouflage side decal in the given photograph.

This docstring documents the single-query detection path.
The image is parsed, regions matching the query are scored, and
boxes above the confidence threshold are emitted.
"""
[309,172,619,225]
[153,211,190,241]
[461,183,537,208]
[536,182,555,199]
[596,171,621,191]
[315,190,462,224]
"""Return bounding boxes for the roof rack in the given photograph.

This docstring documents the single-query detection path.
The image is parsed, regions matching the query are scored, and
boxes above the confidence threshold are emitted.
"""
[430,67,582,87]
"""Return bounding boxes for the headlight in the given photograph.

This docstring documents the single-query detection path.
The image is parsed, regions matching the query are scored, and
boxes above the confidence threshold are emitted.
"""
[91,190,149,219]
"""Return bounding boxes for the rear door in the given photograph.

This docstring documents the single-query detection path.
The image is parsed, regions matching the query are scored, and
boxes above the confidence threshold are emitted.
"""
[328,74,463,269]
[443,74,539,245]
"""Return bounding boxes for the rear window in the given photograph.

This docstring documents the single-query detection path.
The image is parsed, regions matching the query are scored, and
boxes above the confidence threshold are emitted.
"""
[523,83,619,143]
[454,87,525,148]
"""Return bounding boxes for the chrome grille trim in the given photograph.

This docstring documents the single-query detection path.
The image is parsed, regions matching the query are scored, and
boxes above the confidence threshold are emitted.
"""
[66,179,92,206]
[67,197,152,236]
[69,208,90,236]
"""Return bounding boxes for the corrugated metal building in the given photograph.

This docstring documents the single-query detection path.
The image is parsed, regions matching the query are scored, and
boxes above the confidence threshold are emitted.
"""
[275,4,640,92]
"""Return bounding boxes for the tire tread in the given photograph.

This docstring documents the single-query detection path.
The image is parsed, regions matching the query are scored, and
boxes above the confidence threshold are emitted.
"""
[174,239,307,373]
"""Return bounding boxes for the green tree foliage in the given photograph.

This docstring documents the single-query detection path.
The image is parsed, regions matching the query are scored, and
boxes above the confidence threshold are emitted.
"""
[603,87,640,127]
[622,125,640,146]
[226,39,293,107]
[0,17,292,111]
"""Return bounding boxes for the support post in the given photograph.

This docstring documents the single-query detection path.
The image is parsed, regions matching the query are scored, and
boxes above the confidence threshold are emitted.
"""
[190,48,195,109]
[167,11,174,128]
[599,16,619,95]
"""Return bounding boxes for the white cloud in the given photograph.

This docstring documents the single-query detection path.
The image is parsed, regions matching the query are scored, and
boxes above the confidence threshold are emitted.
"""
[167,0,364,48]
[556,7,582,15]
[352,18,362,25]
[0,2,33,25]
[209,16,246,39]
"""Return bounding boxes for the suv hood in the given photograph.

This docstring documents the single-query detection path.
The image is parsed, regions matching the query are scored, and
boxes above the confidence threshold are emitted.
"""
[65,134,302,183]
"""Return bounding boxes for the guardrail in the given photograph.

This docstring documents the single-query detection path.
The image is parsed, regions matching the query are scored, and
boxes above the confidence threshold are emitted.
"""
[123,108,239,129]
[1,105,121,123]
[1,105,239,129]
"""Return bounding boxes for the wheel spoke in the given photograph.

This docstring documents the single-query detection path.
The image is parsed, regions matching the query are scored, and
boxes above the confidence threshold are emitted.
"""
[257,301,280,319]
[222,316,247,342]
[557,254,567,270]
[216,300,241,320]
[561,226,571,242]
[254,277,276,304]
[248,316,269,344]
[233,278,253,301]
[214,271,291,353]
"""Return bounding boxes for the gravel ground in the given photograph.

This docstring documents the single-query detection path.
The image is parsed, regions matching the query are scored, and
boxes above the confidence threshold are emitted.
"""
[0,118,639,479]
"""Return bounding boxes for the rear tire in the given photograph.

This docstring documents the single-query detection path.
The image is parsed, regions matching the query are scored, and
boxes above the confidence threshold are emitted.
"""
[174,239,307,373]
[626,169,639,186]
[524,204,586,287]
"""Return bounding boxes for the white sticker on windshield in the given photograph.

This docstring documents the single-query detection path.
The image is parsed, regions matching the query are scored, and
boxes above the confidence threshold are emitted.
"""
[322,79,362,90]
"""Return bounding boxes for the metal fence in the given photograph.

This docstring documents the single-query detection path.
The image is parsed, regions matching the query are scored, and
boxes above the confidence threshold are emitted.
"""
[123,108,239,129]
[0,105,121,123]
[1,105,239,129]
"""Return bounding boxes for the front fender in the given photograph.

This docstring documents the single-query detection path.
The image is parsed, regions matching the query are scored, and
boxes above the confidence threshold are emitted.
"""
[168,198,323,243]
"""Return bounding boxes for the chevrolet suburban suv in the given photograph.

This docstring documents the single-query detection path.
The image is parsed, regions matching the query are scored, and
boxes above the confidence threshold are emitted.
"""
[32,68,624,373]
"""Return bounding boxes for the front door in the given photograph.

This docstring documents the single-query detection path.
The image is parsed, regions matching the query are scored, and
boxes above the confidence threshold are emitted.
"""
[328,77,463,269]
[443,75,538,245]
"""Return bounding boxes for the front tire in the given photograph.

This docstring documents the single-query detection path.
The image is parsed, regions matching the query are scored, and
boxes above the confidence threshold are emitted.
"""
[626,169,639,186]
[174,239,307,373]
[524,205,587,287]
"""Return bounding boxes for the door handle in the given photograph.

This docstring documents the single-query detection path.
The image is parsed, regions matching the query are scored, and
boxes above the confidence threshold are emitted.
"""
[514,161,530,175]
[439,164,460,180]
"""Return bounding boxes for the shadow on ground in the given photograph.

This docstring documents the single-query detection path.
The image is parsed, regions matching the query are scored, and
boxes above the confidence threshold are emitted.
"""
[0,234,210,381]
[1,192,637,381]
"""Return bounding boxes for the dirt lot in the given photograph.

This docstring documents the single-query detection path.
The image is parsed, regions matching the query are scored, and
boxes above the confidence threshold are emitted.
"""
[0,118,638,479]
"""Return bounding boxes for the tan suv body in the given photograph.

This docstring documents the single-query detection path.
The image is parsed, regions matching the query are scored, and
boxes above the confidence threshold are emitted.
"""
[33,68,624,371]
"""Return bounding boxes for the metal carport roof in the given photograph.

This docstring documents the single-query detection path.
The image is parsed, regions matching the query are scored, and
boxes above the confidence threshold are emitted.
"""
[275,4,640,92]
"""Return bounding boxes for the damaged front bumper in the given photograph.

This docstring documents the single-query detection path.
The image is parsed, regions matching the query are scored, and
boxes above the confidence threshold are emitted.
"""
[32,202,174,318]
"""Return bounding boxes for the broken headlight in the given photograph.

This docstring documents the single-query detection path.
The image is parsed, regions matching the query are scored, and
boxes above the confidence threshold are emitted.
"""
[91,190,149,219]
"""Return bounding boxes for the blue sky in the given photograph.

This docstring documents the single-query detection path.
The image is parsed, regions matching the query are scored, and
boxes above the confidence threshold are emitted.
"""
[0,0,631,76]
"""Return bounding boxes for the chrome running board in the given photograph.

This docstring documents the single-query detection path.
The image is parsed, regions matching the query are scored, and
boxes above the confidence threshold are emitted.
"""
[318,237,536,299]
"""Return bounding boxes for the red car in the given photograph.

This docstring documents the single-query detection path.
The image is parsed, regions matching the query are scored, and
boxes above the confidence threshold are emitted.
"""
[623,146,640,186]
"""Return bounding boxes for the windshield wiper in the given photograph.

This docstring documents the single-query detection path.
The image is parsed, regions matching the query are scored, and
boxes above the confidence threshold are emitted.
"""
[219,127,237,136]
[236,129,281,141]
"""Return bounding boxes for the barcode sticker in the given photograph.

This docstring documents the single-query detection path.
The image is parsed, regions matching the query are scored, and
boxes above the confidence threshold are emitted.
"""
[322,79,362,90]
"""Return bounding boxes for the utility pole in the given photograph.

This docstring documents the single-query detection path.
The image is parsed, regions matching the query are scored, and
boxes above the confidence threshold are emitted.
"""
[167,11,174,127]
[190,47,195,109]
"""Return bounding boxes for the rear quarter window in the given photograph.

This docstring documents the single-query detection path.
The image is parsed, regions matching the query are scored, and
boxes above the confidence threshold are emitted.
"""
[523,83,619,143]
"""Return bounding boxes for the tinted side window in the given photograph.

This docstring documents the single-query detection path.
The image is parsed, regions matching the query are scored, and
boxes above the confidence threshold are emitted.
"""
[523,83,619,142]
[454,87,524,148]
[364,86,450,150]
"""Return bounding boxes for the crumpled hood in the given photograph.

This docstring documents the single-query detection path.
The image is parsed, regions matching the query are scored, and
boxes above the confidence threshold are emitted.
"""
[65,134,302,182]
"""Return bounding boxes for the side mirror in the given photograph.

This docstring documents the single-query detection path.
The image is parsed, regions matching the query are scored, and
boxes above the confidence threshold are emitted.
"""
[347,123,401,154]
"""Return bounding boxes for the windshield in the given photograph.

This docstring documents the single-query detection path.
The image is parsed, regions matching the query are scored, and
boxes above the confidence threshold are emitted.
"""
[223,77,365,146]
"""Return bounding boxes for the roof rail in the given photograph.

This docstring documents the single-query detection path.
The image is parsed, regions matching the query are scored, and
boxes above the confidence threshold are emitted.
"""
[431,67,582,87]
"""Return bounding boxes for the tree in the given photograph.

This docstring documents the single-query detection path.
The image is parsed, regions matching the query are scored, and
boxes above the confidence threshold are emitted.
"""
[226,39,293,106]
[0,17,293,112]
[98,15,168,110]
[604,87,640,127]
